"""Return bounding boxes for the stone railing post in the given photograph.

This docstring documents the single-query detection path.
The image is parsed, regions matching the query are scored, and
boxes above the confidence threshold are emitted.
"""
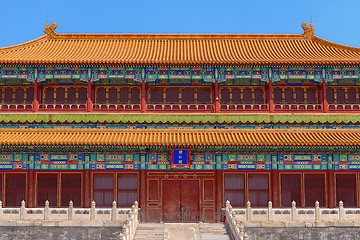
[314,201,320,222]
[44,200,50,220]
[130,207,135,236]
[0,201,3,220]
[121,226,128,240]
[134,201,139,225]
[90,201,96,220]
[125,219,131,240]
[267,201,273,221]
[20,200,26,220]
[291,201,297,221]
[111,201,117,221]
[246,201,252,222]
[339,201,345,221]
[119,232,125,240]
[68,200,74,220]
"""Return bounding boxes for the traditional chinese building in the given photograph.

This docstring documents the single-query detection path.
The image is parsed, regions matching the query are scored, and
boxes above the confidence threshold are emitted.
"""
[0,22,360,222]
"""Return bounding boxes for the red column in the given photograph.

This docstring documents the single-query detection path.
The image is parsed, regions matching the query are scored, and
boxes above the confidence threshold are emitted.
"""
[86,79,93,112]
[27,170,35,207]
[322,79,328,113]
[32,79,39,112]
[327,170,335,208]
[214,79,220,113]
[268,78,274,113]
[84,170,91,208]
[271,170,280,207]
[141,79,147,113]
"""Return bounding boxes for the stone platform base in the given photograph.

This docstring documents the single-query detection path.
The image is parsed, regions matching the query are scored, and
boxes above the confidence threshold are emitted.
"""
[0,225,121,240]
[245,227,360,240]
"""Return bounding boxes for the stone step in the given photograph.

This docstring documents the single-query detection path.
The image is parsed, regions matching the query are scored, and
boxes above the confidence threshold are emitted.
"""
[134,223,164,240]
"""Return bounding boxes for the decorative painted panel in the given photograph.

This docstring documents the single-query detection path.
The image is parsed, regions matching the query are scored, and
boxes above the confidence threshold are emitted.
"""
[272,67,323,85]
[326,67,360,84]
[0,153,28,170]
[146,66,214,84]
[38,66,87,82]
[220,154,271,170]
[32,153,85,170]
[277,154,328,170]
[2,153,360,171]
[218,66,268,85]
[92,66,142,83]
[89,153,142,170]
[0,66,35,82]
[333,154,360,170]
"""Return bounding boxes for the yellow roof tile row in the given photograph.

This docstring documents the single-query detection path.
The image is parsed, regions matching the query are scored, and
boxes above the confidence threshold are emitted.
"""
[0,129,359,147]
[1,26,360,65]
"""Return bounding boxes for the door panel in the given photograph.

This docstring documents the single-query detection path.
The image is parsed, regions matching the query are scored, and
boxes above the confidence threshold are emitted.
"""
[163,180,181,222]
[162,180,200,222]
[181,180,199,222]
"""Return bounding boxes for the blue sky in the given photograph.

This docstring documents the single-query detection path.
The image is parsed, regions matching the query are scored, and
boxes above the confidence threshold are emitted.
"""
[0,0,359,47]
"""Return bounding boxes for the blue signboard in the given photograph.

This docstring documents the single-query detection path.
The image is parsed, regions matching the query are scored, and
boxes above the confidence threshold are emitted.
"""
[171,150,190,169]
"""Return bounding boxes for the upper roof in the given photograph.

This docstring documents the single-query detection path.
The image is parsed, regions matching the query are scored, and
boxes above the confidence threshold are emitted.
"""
[0,128,359,147]
[1,22,360,66]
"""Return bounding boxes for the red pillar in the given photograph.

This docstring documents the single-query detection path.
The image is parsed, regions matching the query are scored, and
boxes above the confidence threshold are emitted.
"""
[27,170,35,207]
[214,78,220,113]
[86,79,93,112]
[84,170,91,208]
[141,79,147,113]
[322,79,328,113]
[32,79,39,112]
[271,170,280,207]
[268,78,274,113]
[327,170,335,208]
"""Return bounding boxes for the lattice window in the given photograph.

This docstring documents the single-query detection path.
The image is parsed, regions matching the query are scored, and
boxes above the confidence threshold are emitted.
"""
[4,88,13,103]
[96,87,107,104]
[273,88,283,103]
[232,89,241,103]
[304,174,325,207]
[166,89,179,103]
[120,88,129,103]
[327,88,335,103]
[285,88,293,103]
[336,174,356,207]
[295,88,304,103]
[348,88,357,103]
[254,88,265,104]
[149,88,163,103]
[220,88,230,103]
[37,173,57,207]
[26,87,34,104]
[197,88,211,103]
[337,88,346,103]
[61,173,81,207]
[93,174,114,207]
[281,174,301,207]
[243,88,252,104]
[248,174,269,207]
[224,174,245,207]
[307,88,316,104]
[131,88,140,103]
[5,173,26,207]
[108,87,117,104]
[117,174,138,207]
[181,89,194,103]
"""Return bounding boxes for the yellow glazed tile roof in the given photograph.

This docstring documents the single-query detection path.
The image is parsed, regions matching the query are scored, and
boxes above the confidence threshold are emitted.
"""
[1,23,360,66]
[0,129,359,147]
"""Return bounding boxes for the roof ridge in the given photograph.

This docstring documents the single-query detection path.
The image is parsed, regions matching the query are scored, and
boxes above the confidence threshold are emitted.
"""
[312,36,360,53]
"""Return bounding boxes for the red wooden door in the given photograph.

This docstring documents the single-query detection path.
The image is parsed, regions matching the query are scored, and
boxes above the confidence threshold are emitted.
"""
[163,180,181,222]
[162,180,199,222]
